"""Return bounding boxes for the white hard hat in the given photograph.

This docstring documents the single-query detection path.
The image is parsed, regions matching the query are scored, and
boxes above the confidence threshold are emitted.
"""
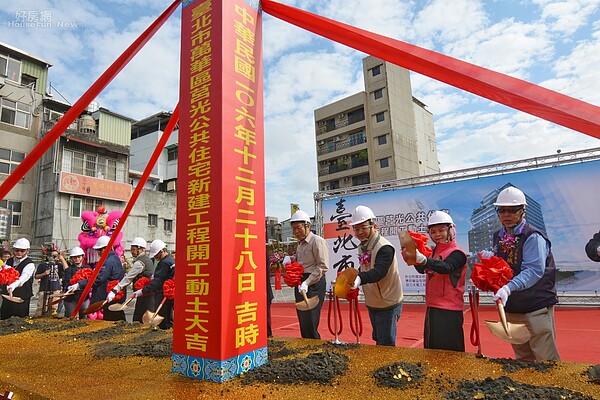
[69,246,85,257]
[13,238,30,249]
[350,205,376,226]
[427,211,454,227]
[494,186,527,206]
[290,210,311,224]
[131,237,147,248]
[149,239,166,258]
[93,235,111,249]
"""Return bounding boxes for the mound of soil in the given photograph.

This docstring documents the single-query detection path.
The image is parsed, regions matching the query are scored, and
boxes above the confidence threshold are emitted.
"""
[488,357,556,373]
[243,350,349,385]
[0,316,599,399]
[445,375,595,400]
[372,361,425,388]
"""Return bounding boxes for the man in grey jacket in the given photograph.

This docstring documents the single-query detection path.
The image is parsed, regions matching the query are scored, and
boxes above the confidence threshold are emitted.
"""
[106,237,155,322]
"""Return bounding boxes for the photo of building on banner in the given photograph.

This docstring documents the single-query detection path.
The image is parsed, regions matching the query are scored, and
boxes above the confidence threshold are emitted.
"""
[321,159,600,294]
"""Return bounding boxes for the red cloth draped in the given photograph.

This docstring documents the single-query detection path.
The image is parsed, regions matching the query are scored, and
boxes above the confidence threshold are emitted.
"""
[163,279,175,299]
[283,261,304,288]
[134,276,151,290]
[274,269,282,290]
[0,267,20,285]
[471,255,513,293]
[408,230,433,257]
[106,280,125,301]
[70,268,93,285]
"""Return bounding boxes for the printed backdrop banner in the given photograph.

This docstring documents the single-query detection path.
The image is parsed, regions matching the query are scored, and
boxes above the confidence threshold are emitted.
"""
[321,160,600,294]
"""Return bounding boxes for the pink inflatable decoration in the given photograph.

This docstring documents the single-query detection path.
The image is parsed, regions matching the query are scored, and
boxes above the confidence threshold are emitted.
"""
[78,206,124,265]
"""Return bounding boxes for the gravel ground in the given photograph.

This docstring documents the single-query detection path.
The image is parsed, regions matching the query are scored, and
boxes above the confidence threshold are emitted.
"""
[0,316,599,399]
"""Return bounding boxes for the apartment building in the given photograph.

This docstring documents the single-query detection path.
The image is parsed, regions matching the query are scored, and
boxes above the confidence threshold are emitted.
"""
[315,56,439,191]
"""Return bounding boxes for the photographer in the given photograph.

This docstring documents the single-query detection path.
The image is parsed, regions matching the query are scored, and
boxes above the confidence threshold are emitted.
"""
[34,247,66,317]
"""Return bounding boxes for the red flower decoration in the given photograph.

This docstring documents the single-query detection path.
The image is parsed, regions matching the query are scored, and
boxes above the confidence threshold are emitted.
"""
[106,279,125,301]
[163,279,175,299]
[470,256,514,293]
[134,276,151,290]
[70,268,93,285]
[0,267,20,285]
[283,261,304,288]
[408,230,433,257]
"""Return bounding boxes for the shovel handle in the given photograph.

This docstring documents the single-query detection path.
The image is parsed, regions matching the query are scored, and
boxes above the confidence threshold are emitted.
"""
[496,299,511,337]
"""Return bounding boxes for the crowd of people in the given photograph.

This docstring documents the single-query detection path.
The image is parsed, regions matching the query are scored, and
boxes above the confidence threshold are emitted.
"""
[1,185,597,357]
[0,235,175,329]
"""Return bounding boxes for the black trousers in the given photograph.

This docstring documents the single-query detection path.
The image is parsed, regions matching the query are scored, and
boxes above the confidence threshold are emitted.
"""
[423,306,465,352]
[294,274,326,339]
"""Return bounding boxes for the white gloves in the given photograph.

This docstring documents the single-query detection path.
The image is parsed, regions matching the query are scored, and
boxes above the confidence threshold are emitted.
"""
[352,275,361,289]
[493,284,511,306]
[479,250,495,259]
[299,281,309,293]
[106,291,116,302]
[7,281,19,293]
[133,289,143,297]
[68,283,79,292]
[415,249,427,265]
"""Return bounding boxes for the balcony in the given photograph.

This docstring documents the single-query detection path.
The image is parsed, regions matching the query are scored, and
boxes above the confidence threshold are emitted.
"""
[318,157,369,177]
[317,136,366,155]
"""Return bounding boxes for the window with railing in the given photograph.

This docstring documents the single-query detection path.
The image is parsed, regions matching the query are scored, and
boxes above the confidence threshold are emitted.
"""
[62,149,125,182]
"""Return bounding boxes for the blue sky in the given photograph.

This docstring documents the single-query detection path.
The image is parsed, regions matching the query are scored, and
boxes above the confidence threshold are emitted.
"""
[2,0,600,222]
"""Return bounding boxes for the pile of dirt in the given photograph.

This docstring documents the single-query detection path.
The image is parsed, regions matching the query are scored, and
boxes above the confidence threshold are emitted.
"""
[444,375,595,400]
[587,364,600,384]
[372,361,425,389]
[242,350,349,385]
[488,357,556,373]
[0,316,599,399]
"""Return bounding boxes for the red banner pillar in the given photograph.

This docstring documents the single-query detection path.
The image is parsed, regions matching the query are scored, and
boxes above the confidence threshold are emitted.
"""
[172,0,266,382]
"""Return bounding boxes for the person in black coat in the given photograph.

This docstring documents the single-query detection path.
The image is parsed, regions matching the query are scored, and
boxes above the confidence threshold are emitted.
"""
[134,239,175,329]
[70,236,125,321]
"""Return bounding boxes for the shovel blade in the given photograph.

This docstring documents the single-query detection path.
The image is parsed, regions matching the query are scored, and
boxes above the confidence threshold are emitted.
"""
[142,310,164,326]
[295,292,319,311]
[2,294,24,303]
[398,231,417,265]
[485,320,531,344]
[82,300,106,315]
[108,303,127,312]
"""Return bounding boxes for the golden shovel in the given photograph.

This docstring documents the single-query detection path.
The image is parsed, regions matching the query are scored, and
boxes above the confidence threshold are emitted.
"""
[108,295,136,312]
[143,298,166,326]
[50,287,75,306]
[82,300,107,315]
[295,290,319,311]
[2,293,24,303]
[334,268,358,299]
[398,231,417,265]
[485,299,530,345]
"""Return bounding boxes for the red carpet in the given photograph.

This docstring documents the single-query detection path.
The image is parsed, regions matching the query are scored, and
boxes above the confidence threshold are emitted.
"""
[270,301,600,364]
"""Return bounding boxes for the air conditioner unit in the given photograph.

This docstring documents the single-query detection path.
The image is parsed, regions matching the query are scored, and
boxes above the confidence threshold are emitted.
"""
[318,140,325,145]
[166,180,177,192]
[334,136,341,142]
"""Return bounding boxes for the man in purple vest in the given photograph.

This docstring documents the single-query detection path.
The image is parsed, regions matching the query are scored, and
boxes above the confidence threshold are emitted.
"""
[1,238,35,319]
[491,186,560,361]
